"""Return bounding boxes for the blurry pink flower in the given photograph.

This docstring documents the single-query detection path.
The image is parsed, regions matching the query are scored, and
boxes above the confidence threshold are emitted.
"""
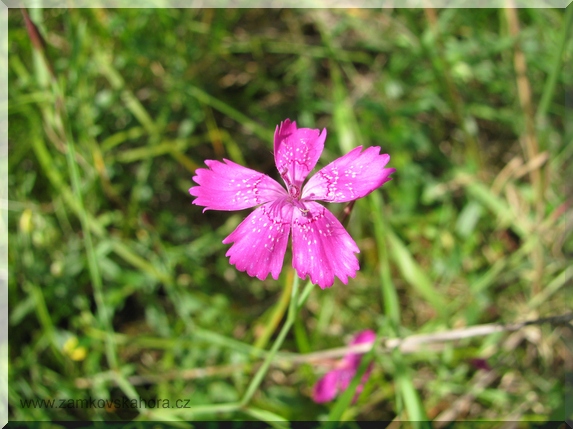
[313,330,377,403]
[470,358,492,372]
[190,119,395,289]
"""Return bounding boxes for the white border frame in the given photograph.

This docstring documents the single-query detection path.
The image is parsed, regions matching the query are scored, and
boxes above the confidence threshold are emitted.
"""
[1,2,571,428]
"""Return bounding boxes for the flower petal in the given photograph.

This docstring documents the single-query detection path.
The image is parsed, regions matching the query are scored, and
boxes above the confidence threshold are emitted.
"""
[222,197,293,281]
[338,354,373,404]
[274,119,326,190]
[313,357,374,403]
[345,330,376,369]
[302,146,396,203]
[350,330,377,346]
[312,370,341,403]
[190,159,286,212]
[291,201,359,288]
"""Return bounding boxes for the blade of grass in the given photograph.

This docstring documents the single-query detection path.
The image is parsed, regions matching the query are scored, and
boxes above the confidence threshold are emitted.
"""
[219,129,247,166]
[187,85,272,142]
[243,406,290,429]
[293,317,312,354]
[470,236,535,295]
[204,105,225,159]
[111,138,201,164]
[460,174,530,239]
[100,126,146,152]
[393,350,429,427]
[170,147,201,173]
[536,4,573,124]
[95,50,157,135]
[529,266,573,309]
[84,326,269,359]
[109,240,171,284]
[370,191,401,328]
[386,229,448,317]
[226,38,371,64]
[329,61,363,154]
[26,282,65,367]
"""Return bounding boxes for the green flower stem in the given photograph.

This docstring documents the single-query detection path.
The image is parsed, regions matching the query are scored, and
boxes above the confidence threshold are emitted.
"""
[288,273,300,320]
[253,271,294,351]
[240,277,314,407]
[162,277,313,419]
[297,279,314,308]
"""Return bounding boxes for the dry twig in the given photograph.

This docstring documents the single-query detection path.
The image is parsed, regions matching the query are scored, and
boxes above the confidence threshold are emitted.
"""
[75,313,573,388]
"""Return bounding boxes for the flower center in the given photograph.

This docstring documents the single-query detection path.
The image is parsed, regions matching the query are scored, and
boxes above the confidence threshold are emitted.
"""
[288,184,300,199]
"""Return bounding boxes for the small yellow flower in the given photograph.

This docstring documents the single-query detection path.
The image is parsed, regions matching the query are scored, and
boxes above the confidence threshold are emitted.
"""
[63,336,87,361]
[19,209,33,233]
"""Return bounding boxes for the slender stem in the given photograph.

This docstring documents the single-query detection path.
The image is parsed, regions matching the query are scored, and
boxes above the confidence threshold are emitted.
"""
[240,278,313,407]
[288,272,300,320]
[297,279,314,308]
[253,270,293,351]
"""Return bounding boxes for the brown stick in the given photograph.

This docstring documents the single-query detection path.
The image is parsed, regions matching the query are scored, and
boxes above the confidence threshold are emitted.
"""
[504,3,545,294]
[75,312,573,388]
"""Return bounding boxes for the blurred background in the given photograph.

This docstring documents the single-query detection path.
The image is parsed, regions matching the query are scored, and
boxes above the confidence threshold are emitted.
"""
[7,7,573,424]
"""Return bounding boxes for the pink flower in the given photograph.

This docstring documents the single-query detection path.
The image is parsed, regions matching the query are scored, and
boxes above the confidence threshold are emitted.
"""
[189,119,395,289]
[313,330,377,403]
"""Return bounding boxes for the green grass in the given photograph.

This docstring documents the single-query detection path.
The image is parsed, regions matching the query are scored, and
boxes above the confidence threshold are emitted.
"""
[7,7,573,425]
